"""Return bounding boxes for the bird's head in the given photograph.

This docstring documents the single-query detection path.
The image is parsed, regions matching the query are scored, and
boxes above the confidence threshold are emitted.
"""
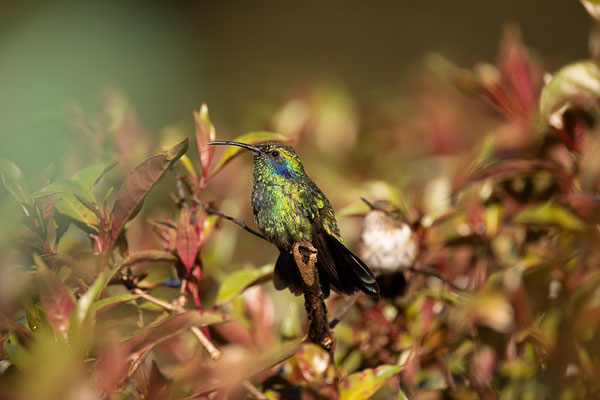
[209,141,306,180]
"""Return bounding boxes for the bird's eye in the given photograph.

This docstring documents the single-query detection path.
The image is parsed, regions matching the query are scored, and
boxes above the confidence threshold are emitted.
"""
[270,150,280,158]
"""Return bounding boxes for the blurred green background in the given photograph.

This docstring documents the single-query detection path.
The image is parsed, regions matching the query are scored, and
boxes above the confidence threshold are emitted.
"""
[0,0,590,176]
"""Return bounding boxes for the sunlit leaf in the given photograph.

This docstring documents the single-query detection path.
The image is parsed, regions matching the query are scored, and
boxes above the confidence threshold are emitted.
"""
[0,157,28,203]
[176,207,199,272]
[209,131,289,177]
[540,60,600,120]
[215,264,274,306]
[110,138,188,244]
[339,364,404,400]
[513,202,585,231]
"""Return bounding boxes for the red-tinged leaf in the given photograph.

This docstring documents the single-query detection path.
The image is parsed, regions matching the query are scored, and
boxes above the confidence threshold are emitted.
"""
[176,207,199,272]
[194,103,216,180]
[126,311,232,357]
[95,332,129,393]
[110,139,189,244]
[146,361,169,400]
[497,27,539,118]
[36,259,75,342]
[209,131,290,178]
[35,194,55,222]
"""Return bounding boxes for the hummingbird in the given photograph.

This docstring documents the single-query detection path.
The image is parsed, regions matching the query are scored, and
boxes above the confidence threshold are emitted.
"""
[359,199,418,298]
[209,141,379,298]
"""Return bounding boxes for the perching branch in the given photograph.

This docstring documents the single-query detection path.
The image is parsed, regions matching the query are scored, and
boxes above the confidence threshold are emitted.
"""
[292,241,334,353]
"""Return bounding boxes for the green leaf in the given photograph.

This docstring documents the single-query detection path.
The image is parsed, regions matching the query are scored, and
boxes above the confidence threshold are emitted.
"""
[110,138,189,245]
[69,270,109,342]
[0,157,27,202]
[540,60,600,120]
[513,202,585,231]
[215,264,274,306]
[339,365,404,400]
[209,131,289,177]
[70,161,117,189]
[93,294,140,312]
[30,178,99,228]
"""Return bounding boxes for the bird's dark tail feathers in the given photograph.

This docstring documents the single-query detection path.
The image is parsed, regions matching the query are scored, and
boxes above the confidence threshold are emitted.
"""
[273,232,380,298]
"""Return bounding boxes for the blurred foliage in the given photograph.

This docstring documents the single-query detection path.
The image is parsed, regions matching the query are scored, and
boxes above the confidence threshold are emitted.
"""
[2,5,600,399]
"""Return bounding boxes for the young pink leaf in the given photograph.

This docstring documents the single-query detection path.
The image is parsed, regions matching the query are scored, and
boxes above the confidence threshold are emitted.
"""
[176,207,199,272]
[193,103,216,181]
[110,139,188,245]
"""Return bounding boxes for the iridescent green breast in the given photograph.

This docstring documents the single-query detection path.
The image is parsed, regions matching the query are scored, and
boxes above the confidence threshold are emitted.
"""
[251,176,341,250]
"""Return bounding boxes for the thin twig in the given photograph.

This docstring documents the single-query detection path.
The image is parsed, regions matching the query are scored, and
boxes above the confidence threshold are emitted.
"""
[405,266,465,291]
[329,292,360,329]
[196,199,267,241]
[133,288,181,312]
[190,326,220,360]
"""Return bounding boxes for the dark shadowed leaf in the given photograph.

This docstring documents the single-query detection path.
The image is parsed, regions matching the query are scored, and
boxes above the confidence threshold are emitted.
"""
[209,131,289,178]
[215,264,274,306]
[0,157,27,203]
[194,103,216,179]
[176,207,199,272]
[540,60,600,120]
[110,139,188,244]
[339,364,404,400]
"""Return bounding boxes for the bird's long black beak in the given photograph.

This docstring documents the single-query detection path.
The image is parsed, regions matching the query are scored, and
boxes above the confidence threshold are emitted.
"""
[209,141,262,153]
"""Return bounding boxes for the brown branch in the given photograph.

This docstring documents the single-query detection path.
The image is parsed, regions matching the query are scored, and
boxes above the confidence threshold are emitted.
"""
[293,241,333,353]
[405,266,465,291]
